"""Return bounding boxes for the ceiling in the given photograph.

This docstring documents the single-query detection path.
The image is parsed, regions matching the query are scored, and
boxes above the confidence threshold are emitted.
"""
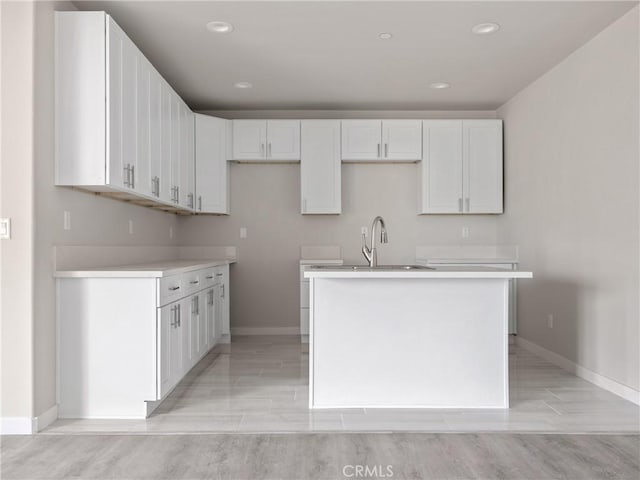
[73,1,637,111]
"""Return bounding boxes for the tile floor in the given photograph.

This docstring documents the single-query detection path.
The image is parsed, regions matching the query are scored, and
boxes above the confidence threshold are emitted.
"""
[44,335,639,434]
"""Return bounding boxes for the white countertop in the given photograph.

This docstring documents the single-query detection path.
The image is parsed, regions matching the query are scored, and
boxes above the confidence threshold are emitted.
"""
[417,258,519,265]
[55,259,236,278]
[305,266,532,279]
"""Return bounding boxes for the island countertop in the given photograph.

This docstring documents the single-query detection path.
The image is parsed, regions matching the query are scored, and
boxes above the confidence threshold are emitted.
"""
[304,265,532,279]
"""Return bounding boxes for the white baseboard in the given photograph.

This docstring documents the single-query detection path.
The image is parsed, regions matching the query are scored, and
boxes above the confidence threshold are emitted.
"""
[231,327,300,335]
[0,417,33,435]
[34,404,58,432]
[516,336,640,405]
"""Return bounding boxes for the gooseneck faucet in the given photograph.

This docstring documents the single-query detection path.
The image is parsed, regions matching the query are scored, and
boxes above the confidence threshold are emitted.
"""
[362,216,389,267]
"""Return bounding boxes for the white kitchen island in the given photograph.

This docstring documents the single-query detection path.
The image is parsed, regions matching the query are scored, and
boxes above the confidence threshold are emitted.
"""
[305,266,532,409]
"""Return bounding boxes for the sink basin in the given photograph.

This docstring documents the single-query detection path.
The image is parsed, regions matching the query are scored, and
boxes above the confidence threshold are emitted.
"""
[310,264,435,271]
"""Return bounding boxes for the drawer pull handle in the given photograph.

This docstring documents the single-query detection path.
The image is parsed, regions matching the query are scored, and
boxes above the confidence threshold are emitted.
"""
[206,275,214,279]
[190,280,199,285]
[169,286,180,291]
[215,273,223,277]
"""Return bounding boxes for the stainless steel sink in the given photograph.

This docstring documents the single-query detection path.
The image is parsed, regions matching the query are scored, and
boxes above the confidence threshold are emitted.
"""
[310,264,435,271]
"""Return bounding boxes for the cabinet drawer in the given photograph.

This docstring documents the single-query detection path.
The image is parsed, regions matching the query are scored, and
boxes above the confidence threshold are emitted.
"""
[183,271,202,296]
[202,268,217,286]
[159,274,183,306]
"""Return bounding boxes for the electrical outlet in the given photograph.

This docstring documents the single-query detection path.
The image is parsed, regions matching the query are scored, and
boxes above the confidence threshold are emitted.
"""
[240,227,247,239]
[547,314,554,328]
[128,220,134,235]
[169,226,174,239]
[63,211,71,231]
[462,227,470,238]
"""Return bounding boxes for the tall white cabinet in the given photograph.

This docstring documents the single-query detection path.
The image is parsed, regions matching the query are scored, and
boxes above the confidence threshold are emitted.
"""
[419,119,503,214]
[195,114,230,214]
[300,120,342,214]
[55,12,195,213]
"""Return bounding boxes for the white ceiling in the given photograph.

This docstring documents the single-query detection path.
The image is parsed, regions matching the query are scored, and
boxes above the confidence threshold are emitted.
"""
[73,1,637,111]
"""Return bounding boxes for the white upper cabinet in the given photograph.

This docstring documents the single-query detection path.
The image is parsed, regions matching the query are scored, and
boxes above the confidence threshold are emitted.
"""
[382,120,422,161]
[179,104,195,210]
[232,120,300,161]
[463,120,503,214]
[342,120,421,161]
[420,120,464,214]
[195,114,230,214]
[301,120,341,214]
[419,119,503,214]
[341,120,382,160]
[55,12,194,212]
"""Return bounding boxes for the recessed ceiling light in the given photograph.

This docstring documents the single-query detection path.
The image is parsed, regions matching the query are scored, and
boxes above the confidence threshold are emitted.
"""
[471,22,500,35]
[429,82,451,89]
[234,81,252,89]
[206,21,234,33]
[379,33,393,40]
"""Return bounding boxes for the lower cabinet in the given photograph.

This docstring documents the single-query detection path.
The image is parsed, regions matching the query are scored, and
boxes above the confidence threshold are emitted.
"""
[57,263,232,419]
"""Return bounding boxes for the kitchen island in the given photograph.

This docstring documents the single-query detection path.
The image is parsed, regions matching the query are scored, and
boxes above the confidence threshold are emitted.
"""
[305,266,532,409]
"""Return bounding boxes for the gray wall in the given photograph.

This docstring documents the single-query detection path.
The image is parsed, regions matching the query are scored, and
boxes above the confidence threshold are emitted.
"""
[1,0,181,420]
[178,158,500,332]
[496,7,639,391]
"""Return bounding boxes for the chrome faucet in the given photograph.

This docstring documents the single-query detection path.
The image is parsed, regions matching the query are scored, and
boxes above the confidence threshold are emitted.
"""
[362,216,389,267]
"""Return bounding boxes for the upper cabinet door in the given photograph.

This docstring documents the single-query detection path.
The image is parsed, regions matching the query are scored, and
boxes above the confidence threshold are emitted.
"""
[135,56,151,197]
[179,104,195,210]
[463,120,503,214]
[301,120,341,215]
[159,81,173,203]
[106,18,125,188]
[232,120,267,160]
[341,120,382,161]
[149,67,162,200]
[170,94,181,204]
[382,120,422,161]
[266,120,300,160]
[420,120,463,214]
[195,114,229,214]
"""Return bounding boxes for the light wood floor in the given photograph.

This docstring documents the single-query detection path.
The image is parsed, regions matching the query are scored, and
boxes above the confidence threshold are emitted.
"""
[45,336,639,434]
[2,433,639,479]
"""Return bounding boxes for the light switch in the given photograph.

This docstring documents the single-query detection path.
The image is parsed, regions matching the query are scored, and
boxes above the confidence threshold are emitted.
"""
[63,211,71,231]
[462,227,470,238]
[240,227,247,239]
[128,220,134,235]
[169,226,174,239]
[0,218,10,239]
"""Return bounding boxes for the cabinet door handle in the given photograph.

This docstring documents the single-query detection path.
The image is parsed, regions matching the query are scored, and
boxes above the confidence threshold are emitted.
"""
[176,186,180,203]
[260,143,265,157]
[268,143,272,158]
[170,305,176,328]
[169,286,180,291]
[198,196,202,211]
[188,193,194,208]
[377,143,381,158]
[458,198,463,213]
[465,198,470,212]
[130,165,135,189]
[221,284,225,299]
[177,304,181,327]
[384,143,388,158]
[123,165,130,187]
